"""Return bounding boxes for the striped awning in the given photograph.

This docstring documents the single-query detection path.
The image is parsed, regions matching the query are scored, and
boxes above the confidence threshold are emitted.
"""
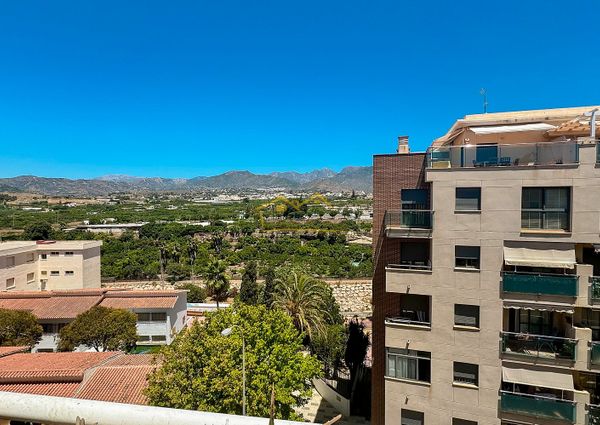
[503,301,574,314]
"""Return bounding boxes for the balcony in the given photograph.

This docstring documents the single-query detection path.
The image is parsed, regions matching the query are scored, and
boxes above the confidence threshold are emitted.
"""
[384,210,433,238]
[427,141,579,170]
[590,277,600,302]
[590,342,600,366]
[385,316,430,328]
[501,332,577,361]
[589,404,600,425]
[502,272,578,297]
[500,391,576,422]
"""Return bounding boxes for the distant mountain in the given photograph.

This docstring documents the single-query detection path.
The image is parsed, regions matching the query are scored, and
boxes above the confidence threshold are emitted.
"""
[269,168,336,184]
[306,166,373,193]
[0,166,372,196]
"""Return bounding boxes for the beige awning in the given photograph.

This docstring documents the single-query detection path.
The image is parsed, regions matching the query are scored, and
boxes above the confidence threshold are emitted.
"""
[502,365,574,391]
[503,301,574,314]
[503,242,576,269]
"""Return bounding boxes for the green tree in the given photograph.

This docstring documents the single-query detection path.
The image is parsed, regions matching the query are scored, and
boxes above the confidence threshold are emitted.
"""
[272,271,332,339]
[23,221,52,240]
[204,257,230,309]
[344,317,370,384]
[262,267,276,308]
[145,304,321,419]
[58,306,137,352]
[0,309,43,348]
[309,323,346,378]
[178,283,206,303]
[239,261,259,305]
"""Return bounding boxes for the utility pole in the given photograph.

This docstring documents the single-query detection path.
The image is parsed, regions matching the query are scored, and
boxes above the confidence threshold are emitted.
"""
[480,88,488,113]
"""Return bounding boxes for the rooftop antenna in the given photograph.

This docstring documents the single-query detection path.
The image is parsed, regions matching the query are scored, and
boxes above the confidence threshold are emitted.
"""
[480,88,488,113]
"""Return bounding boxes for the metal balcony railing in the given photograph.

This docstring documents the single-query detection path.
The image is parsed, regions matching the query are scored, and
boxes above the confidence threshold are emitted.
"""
[588,404,600,425]
[590,341,600,366]
[427,141,579,169]
[500,391,576,422]
[384,210,433,229]
[501,332,577,361]
[387,263,432,271]
[385,315,430,328]
[590,277,600,301]
[502,271,578,297]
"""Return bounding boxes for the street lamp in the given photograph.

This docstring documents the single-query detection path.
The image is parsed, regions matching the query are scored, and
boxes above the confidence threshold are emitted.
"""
[221,326,246,416]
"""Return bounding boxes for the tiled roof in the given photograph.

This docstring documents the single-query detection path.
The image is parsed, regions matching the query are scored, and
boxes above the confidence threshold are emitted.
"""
[0,351,157,405]
[0,382,80,397]
[0,346,28,358]
[546,117,600,136]
[100,296,178,309]
[0,352,119,382]
[76,365,155,405]
[0,294,103,320]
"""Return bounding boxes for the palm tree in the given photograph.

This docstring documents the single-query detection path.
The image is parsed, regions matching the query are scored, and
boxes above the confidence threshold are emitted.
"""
[204,257,230,309]
[272,271,330,339]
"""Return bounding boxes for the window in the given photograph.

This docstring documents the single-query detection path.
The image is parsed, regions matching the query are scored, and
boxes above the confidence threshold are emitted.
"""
[401,409,424,425]
[26,253,34,263]
[50,252,59,256]
[513,309,553,336]
[386,348,431,383]
[453,362,479,387]
[65,271,74,276]
[5,278,15,289]
[27,272,35,284]
[6,256,15,267]
[50,271,59,276]
[151,312,167,322]
[137,313,151,322]
[456,188,481,211]
[41,271,47,276]
[401,189,429,210]
[453,419,477,425]
[151,335,167,342]
[40,254,47,260]
[455,246,480,269]
[65,251,74,256]
[522,187,570,231]
[136,312,167,322]
[454,304,480,328]
[137,335,151,342]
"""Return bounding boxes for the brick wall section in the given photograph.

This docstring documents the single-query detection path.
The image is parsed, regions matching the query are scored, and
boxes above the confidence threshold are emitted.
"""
[371,153,427,425]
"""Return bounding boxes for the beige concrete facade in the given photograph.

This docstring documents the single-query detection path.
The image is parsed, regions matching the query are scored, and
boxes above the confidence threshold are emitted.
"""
[376,106,600,425]
[0,240,102,291]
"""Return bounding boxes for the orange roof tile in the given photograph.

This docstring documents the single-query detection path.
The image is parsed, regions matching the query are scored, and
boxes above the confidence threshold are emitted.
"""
[76,365,155,405]
[0,346,28,358]
[104,354,156,366]
[0,382,79,397]
[0,352,119,383]
[100,297,177,309]
[0,294,103,320]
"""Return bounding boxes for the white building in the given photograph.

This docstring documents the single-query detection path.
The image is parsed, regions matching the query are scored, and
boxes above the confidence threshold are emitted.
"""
[0,240,102,291]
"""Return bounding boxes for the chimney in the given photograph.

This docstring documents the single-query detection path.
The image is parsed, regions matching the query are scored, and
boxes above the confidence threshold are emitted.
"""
[397,136,410,154]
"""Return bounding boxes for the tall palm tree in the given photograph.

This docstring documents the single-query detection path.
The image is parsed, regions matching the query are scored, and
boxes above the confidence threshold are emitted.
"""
[204,257,230,309]
[272,271,330,339]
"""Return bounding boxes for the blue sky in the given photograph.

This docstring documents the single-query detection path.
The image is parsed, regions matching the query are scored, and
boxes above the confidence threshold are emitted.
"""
[1,1,599,179]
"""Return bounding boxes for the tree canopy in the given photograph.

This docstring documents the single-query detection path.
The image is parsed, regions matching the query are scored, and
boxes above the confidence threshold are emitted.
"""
[239,261,259,305]
[145,304,321,420]
[58,306,137,352]
[0,309,43,348]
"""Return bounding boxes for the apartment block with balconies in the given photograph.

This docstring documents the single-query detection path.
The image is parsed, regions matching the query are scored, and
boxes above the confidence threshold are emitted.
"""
[372,106,600,425]
[0,240,102,291]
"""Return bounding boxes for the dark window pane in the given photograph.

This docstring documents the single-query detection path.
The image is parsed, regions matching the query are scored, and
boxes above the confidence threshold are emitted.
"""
[456,188,481,210]
[401,189,428,210]
[455,246,480,269]
[401,409,424,425]
[455,304,480,328]
[453,419,477,425]
[453,362,479,386]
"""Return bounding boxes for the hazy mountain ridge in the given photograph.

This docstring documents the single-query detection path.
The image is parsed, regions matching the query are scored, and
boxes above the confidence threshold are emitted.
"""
[0,166,373,196]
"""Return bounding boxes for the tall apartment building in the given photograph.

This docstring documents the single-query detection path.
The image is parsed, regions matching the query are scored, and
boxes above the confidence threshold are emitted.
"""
[0,240,102,291]
[372,106,600,425]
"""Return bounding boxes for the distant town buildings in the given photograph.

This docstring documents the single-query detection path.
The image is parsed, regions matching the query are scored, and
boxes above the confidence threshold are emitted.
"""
[0,240,102,291]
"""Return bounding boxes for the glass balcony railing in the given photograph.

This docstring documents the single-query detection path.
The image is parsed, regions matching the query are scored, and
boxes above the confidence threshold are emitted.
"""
[502,272,578,297]
[501,332,577,361]
[385,316,430,327]
[589,404,600,425]
[427,141,579,169]
[590,342,600,366]
[500,391,576,422]
[591,277,600,301]
[384,210,433,229]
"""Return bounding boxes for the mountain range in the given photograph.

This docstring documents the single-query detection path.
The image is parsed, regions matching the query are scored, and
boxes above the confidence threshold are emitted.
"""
[0,167,372,196]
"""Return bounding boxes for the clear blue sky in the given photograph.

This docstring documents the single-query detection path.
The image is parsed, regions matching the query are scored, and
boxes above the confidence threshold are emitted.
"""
[1,1,599,179]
